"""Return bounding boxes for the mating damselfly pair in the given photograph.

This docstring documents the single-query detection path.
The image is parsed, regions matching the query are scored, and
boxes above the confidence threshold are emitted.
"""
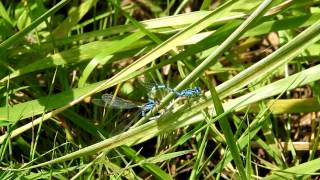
[92,83,202,117]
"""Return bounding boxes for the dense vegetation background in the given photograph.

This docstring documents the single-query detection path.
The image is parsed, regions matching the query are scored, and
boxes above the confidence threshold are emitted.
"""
[1,0,320,179]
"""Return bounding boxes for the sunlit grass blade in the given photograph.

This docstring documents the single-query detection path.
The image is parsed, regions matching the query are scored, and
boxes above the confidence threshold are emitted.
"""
[263,158,320,180]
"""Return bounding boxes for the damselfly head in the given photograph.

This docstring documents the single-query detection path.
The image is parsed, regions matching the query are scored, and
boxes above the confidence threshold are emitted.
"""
[194,87,201,94]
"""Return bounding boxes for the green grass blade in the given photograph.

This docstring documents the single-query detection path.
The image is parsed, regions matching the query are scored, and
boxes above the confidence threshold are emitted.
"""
[52,0,95,39]
[0,0,70,53]
[263,158,320,180]
[78,31,146,87]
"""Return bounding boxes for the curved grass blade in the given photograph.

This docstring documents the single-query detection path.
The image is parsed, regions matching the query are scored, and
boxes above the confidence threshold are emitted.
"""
[52,0,94,39]
[0,0,70,53]
[77,31,146,88]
